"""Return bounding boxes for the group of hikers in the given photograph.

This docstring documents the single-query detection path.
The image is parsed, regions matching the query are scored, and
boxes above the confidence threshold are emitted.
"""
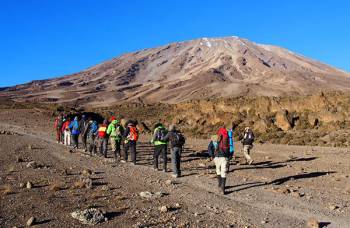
[53,113,255,194]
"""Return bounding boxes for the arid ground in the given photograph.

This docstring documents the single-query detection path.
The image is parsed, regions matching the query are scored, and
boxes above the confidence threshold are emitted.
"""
[1,108,350,227]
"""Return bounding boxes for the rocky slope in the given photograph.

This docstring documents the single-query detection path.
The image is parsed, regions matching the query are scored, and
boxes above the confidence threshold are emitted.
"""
[2,36,350,106]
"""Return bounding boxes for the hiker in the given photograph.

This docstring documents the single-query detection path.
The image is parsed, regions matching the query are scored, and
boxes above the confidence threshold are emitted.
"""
[242,127,255,165]
[80,115,89,152]
[212,125,230,194]
[151,123,168,172]
[97,119,109,157]
[62,117,71,146]
[123,120,139,164]
[69,116,81,149]
[87,120,98,155]
[107,119,124,160]
[163,124,186,178]
[227,126,235,171]
[54,114,64,143]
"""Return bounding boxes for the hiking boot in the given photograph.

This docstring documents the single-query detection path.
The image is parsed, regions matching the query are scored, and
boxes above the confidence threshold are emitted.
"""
[120,160,126,163]
[221,177,226,195]
[248,160,254,165]
[171,174,178,178]
[153,167,158,171]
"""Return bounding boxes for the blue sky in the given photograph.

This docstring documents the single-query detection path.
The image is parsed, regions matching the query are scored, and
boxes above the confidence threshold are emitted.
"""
[0,0,349,87]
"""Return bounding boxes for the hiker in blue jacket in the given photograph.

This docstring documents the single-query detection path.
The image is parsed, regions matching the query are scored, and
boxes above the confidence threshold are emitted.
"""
[69,116,81,149]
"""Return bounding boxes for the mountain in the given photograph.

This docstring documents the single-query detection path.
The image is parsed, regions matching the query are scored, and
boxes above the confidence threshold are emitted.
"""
[2,36,350,106]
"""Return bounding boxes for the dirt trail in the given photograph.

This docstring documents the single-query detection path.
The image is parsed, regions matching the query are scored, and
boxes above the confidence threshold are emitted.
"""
[1,109,350,227]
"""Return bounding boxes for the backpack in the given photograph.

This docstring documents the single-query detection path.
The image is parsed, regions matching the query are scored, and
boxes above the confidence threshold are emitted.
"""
[228,130,234,153]
[71,121,80,135]
[243,131,254,145]
[98,125,107,138]
[218,129,229,154]
[171,131,186,147]
[89,122,98,137]
[155,127,167,142]
[128,126,139,141]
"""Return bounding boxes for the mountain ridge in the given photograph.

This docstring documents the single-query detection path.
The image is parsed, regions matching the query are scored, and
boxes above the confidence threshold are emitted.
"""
[2,36,350,106]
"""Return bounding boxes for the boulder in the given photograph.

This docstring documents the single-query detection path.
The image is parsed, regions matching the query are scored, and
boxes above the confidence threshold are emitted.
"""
[71,208,106,225]
[275,111,292,131]
[26,217,35,226]
[26,161,37,169]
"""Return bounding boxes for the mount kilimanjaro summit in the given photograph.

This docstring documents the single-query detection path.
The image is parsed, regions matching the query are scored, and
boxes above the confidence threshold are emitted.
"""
[2,36,350,106]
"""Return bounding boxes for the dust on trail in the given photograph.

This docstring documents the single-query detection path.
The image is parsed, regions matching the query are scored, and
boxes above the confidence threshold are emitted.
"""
[1,110,350,227]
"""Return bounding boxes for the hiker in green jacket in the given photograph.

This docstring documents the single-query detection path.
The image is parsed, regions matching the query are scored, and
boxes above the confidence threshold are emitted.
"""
[106,119,124,160]
[151,123,169,172]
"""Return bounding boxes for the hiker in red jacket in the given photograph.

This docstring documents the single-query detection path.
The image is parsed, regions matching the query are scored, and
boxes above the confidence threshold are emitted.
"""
[61,117,71,146]
[53,114,64,143]
[213,125,230,194]
[97,119,109,157]
[123,120,139,164]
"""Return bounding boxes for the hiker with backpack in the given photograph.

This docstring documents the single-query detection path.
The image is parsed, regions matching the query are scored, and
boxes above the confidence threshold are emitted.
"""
[87,120,98,155]
[107,119,124,160]
[163,124,186,178]
[69,116,81,149]
[54,114,64,143]
[242,127,255,165]
[62,117,71,146]
[212,125,230,194]
[80,115,90,152]
[151,123,169,172]
[97,119,109,157]
[123,120,139,164]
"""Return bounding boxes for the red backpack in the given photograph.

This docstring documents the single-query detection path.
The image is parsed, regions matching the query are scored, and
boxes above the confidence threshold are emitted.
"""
[128,126,139,141]
[218,128,229,154]
[98,124,107,138]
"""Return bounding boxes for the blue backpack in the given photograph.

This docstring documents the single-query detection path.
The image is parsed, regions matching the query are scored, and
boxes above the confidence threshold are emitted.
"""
[228,130,234,154]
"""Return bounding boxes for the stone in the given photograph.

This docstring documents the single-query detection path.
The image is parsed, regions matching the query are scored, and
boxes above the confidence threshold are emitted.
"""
[159,206,168,213]
[101,185,110,191]
[26,217,35,226]
[174,203,181,209]
[79,176,93,189]
[275,110,292,131]
[306,218,320,228]
[26,181,33,189]
[26,161,37,169]
[139,191,164,198]
[82,169,93,176]
[19,183,25,188]
[329,205,339,210]
[71,208,106,225]
[261,220,267,224]
[165,179,173,185]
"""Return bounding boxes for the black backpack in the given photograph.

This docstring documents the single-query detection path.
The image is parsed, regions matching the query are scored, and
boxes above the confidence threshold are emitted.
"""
[155,127,168,142]
[243,131,254,145]
[171,131,186,147]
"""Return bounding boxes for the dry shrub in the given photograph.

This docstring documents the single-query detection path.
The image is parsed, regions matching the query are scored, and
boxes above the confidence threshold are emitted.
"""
[73,180,86,189]
[115,195,127,201]
[7,165,15,173]
[49,181,64,191]
[90,191,102,199]
[1,185,14,195]
[306,218,319,228]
